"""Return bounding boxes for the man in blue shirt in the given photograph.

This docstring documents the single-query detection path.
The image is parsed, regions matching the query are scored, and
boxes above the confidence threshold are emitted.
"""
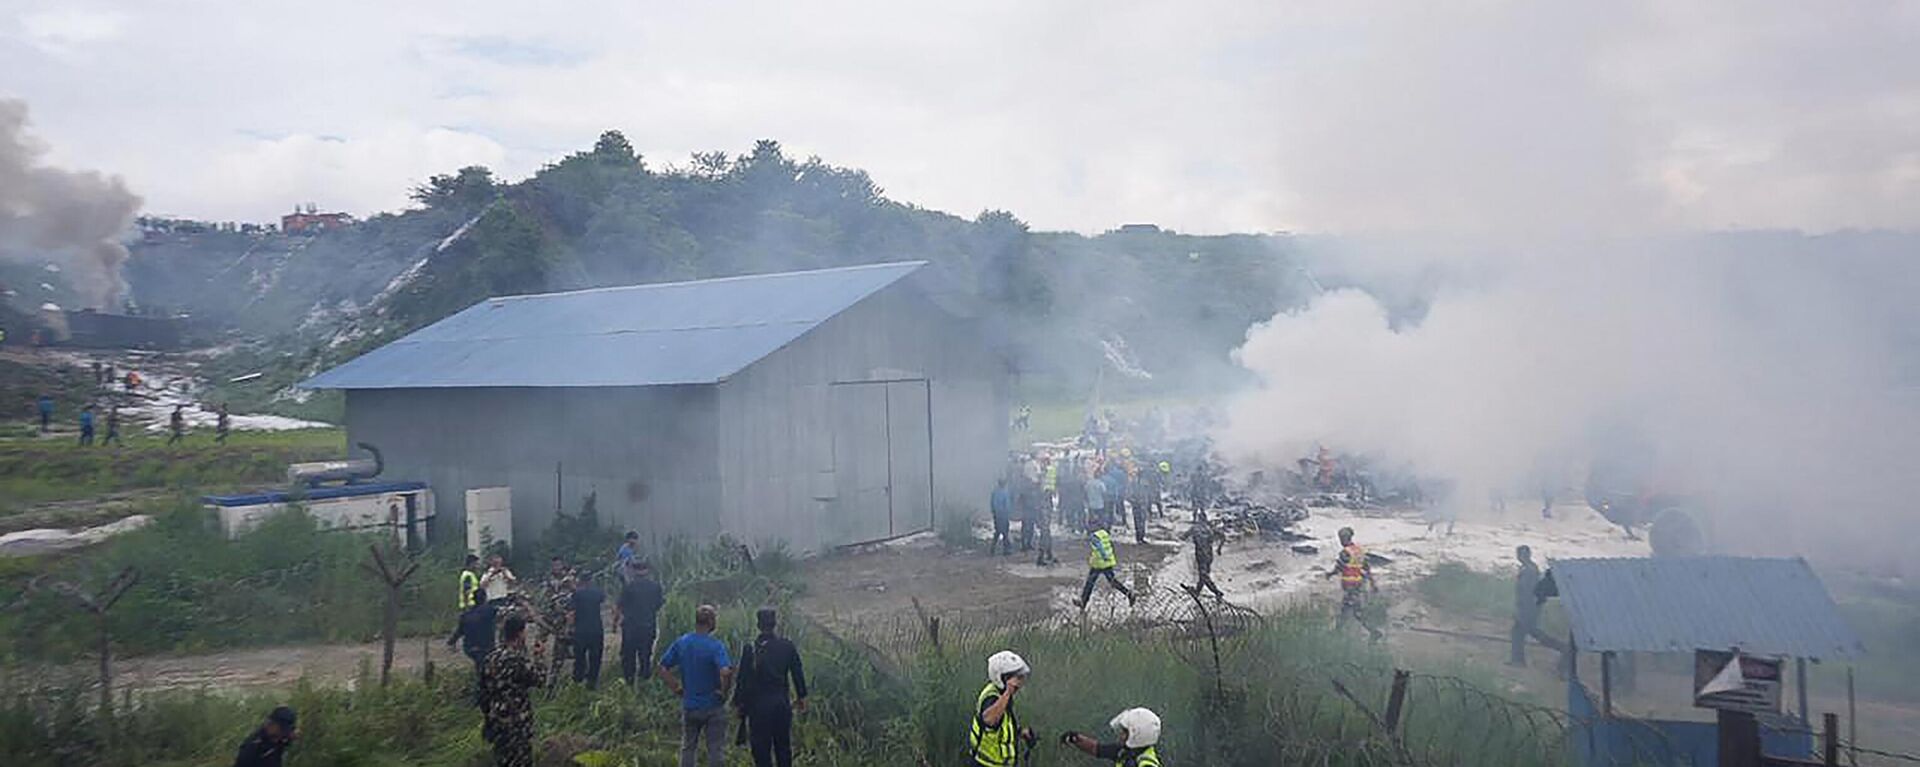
[615,531,639,583]
[989,479,1013,556]
[36,394,53,433]
[660,604,735,767]
[78,405,95,446]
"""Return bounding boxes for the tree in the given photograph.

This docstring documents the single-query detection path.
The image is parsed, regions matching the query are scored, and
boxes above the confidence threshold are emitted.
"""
[410,165,499,211]
[590,130,638,167]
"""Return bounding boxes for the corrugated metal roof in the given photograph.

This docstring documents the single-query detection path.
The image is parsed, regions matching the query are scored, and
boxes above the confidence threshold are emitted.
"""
[1551,556,1864,659]
[302,261,927,389]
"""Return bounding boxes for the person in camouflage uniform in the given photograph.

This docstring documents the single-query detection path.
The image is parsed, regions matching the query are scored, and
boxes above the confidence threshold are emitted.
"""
[540,557,577,687]
[482,615,544,767]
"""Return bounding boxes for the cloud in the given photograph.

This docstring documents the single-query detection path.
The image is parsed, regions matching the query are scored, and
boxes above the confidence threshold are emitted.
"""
[1,0,1917,233]
[16,7,129,55]
[183,126,511,221]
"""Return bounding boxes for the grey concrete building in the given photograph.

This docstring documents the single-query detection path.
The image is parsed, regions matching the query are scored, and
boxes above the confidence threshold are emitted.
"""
[303,261,1008,553]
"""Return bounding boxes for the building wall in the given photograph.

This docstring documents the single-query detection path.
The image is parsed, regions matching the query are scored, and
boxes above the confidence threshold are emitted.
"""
[715,281,1009,552]
[344,385,720,550]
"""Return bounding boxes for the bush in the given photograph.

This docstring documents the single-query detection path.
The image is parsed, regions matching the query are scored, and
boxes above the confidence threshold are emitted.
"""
[936,503,979,552]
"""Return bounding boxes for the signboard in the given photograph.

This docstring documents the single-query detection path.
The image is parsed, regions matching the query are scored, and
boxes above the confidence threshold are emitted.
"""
[1693,649,1783,714]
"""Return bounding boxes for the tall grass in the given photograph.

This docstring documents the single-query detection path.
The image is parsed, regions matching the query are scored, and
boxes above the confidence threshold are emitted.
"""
[0,428,346,519]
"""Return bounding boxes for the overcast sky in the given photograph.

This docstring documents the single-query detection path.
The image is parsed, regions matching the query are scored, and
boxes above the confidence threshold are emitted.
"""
[5,1,1918,234]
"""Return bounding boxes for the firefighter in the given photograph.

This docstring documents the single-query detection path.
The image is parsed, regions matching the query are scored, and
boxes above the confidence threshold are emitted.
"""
[1074,523,1135,609]
[1059,707,1162,766]
[1323,527,1383,640]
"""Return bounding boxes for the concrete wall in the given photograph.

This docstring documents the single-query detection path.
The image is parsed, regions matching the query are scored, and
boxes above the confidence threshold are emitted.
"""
[715,281,1009,552]
[344,385,720,549]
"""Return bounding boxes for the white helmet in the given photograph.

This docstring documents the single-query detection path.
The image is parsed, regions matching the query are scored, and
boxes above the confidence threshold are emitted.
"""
[1109,707,1161,748]
[986,650,1030,689]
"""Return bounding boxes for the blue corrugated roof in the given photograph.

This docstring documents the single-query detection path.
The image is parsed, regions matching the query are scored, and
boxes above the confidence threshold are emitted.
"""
[302,261,927,389]
[203,480,429,507]
[1551,556,1864,660]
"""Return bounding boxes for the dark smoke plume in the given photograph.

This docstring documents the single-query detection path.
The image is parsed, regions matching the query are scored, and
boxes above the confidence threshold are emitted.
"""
[0,99,142,309]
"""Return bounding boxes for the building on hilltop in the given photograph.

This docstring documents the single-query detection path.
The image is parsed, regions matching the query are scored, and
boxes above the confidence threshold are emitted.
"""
[302,261,1008,553]
[282,203,352,235]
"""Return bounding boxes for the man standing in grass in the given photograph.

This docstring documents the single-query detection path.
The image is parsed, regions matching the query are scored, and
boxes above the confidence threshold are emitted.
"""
[615,559,665,686]
[215,403,231,444]
[660,604,735,767]
[230,705,298,767]
[77,404,95,446]
[102,405,121,446]
[482,616,543,767]
[167,404,186,445]
[571,570,607,689]
[35,393,52,433]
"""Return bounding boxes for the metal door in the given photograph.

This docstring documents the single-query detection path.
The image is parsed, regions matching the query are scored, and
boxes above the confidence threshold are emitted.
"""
[885,380,934,537]
[831,383,893,544]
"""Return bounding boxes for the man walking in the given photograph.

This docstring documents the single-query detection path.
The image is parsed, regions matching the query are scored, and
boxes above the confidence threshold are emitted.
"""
[1324,527,1384,640]
[78,405,95,446]
[615,559,665,686]
[230,705,298,767]
[615,531,640,582]
[990,478,1014,556]
[35,393,52,434]
[482,616,544,767]
[735,607,809,767]
[1181,511,1226,599]
[215,403,231,445]
[660,604,735,767]
[539,558,576,686]
[571,570,607,688]
[1074,523,1135,609]
[167,404,186,445]
[1509,545,1566,667]
[102,405,121,446]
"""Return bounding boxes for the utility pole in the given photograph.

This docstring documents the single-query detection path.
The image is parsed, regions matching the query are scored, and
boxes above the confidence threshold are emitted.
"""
[361,544,420,686]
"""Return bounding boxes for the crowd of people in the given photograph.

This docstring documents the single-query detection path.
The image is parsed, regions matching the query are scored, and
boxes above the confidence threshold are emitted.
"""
[32,359,228,446]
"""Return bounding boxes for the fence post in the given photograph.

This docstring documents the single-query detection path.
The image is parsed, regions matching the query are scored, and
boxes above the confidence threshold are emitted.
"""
[1384,669,1410,733]
[1822,713,1838,766]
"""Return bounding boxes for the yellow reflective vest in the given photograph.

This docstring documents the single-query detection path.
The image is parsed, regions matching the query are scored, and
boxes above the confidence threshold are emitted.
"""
[1339,544,1367,588]
[1124,746,1163,767]
[1089,529,1118,570]
[459,570,480,608]
[970,682,1019,766]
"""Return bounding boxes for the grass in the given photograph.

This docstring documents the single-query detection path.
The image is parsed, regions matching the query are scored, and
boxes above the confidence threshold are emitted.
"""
[0,428,345,523]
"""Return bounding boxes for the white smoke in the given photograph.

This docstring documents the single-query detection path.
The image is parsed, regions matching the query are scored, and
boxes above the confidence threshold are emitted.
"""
[0,99,142,309]
[1216,238,1920,571]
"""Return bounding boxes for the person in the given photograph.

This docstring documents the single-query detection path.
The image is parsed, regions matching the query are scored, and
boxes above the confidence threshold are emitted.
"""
[616,559,666,686]
[970,650,1036,767]
[1059,707,1163,766]
[215,403,231,444]
[447,587,498,678]
[1014,404,1031,431]
[459,554,482,610]
[167,404,186,445]
[480,553,517,606]
[1104,460,1129,533]
[734,607,809,767]
[1151,461,1171,519]
[1018,455,1042,552]
[1509,545,1567,667]
[1034,496,1058,567]
[1181,511,1226,599]
[1074,523,1135,609]
[616,530,640,581]
[1324,527,1384,640]
[102,405,121,446]
[1040,452,1059,511]
[77,404,95,446]
[1128,461,1149,545]
[990,478,1014,556]
[102,364,114,388]
[1084,466,1108,532]
[230,705,298,767]
[659,604,735,767]
[123,370,139,392]
[571,570,607,688]
[36,394,52,433]
[481,615,544,767]
[540,558,577,686]
[1057,457,1087,533]
[91,360,102,385]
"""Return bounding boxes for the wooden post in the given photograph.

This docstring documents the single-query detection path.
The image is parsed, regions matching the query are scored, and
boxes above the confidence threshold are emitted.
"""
[361,544,421,687]
[1384,669,1411,733]
[1601,651,1614,718]
[1822,712,1839,766]
[30,567,138,716]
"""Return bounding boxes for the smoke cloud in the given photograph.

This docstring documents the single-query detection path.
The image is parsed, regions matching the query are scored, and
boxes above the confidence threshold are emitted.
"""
[0,98,142,309]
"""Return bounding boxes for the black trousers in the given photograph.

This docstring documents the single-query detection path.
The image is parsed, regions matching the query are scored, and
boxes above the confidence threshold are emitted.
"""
[1079,567,1133,604]
[1509,609,1566,664]
[747,700,795,767]
[1194,556,1224,597]
[573,632,604,687]
[620,624,656,685]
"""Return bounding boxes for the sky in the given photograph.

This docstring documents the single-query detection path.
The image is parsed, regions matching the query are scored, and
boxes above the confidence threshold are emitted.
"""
[4,1,1919,234]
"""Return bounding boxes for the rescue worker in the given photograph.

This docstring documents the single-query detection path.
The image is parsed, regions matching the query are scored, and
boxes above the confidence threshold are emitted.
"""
[1128,458,1149,545]
[1040,451,1059,511]
[1057,456,1087,533]
[215,403,231,444]
[1084,464,1109,532]
[459,554,482,611]
[1059,707,1163,766]
[1074,523,1135,609]
[990,478,1014,556]
[615,559,665,686]
[540,558,577,686]
[481,616,543,767]
[571,570,607,688]
[231,705,299,767]
[1150,461,1171,519]
[447,586,498,679]
[1180,511,1226,599]
[102,405,121,446]
[479,553,518,606]
[970,650,1036,767]
[1323,527,1383,640]
[167,404,186,445]
[35,393,52,433]
[1018,455,1042,552]
[735,607,809,767]
[1509,545,1567,667]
